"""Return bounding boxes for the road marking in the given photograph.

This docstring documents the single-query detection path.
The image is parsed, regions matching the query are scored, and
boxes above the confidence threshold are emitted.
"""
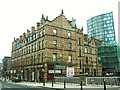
[3,86,11,88]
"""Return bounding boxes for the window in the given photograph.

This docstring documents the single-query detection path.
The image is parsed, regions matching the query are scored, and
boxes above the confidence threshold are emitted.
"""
[86,57,88,63]
[38,54,40,63]
[85,47,88,53]
[42,29,45,36]
[26,47,28,54]
[38,41,41,50]
[68,42,72,49]
[53,40,57,46]
[33,34,36,40]
[68,32,71,38]
[80,61,81,68]
[42,53,44,63]
[78,38,81,45]
[53,53,57,61]
[68,55,72,63]
[30,36,32,42]
[42,39,45,48]
[85,68,89,74]
[34,43,36,51]
[53,29,57,35]
[79,49,81,56]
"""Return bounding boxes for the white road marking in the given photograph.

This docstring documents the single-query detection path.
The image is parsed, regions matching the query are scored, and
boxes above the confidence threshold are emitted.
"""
[3,86,11,88]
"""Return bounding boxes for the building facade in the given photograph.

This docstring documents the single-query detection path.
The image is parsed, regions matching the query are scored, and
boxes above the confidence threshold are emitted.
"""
[87,12,119,76]
[98,43,120,76]
[11,11,102,82]
[87,12,115,44]
[2,56,11,80]
[0,63,3,79]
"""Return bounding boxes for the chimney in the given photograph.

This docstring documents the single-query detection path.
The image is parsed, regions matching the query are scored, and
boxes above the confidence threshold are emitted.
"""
[41,14,45,24]
[31,26,35,34]
[46,16,48,21]
[19,35,23,41]
[27,29,30,37]
[36,22,40,28]
[23,32,26,38]
[14,37,15,41]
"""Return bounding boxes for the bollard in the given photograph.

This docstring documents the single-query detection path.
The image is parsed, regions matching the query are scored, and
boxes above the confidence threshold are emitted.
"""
[80,80,83,90]
[64,80,66,88]
[104,80,106,90]
[52,80,54,87]
[43,81,45,86]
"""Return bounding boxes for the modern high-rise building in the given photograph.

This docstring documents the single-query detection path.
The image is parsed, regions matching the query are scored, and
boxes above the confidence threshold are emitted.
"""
[87,12,116,44]
[87,12,120,76]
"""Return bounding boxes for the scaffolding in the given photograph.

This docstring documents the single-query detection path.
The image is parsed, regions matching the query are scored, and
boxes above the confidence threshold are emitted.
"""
[98,42,120,69]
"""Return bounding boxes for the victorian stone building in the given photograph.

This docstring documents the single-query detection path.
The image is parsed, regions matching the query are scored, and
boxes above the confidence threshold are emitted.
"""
[11,11,102,82]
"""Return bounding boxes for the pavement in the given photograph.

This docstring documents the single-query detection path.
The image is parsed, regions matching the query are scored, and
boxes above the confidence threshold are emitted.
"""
[7,81,119,89]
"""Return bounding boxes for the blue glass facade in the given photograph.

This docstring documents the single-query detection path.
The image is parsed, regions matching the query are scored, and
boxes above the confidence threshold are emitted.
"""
[87,12,119,76]
[87,12,116,44]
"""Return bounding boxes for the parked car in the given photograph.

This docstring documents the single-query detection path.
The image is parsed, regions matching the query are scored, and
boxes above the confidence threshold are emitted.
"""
[12,76,21,82]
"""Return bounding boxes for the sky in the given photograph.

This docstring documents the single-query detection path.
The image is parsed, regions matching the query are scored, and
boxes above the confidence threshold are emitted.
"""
[0,0,119,62]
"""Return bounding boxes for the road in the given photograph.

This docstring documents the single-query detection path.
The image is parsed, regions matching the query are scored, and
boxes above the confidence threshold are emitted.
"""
[1,81,62,90]
[0,81,119,90]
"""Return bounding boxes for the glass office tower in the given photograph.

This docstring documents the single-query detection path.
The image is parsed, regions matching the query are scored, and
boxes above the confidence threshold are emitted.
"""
[87,12,120,76]
[87,12,116,44]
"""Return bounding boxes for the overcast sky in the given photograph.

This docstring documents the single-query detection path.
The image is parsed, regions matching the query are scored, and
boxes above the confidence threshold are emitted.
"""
[0,0,119,62]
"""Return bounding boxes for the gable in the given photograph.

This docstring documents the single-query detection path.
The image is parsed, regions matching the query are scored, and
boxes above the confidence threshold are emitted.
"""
[52,15,73,30]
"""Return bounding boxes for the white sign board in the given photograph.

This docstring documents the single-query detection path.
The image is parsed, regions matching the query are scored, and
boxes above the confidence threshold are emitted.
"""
[66,67,74,77]
[48,70,61,74]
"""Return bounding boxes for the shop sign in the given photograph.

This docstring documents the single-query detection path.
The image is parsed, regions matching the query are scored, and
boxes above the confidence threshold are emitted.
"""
[48,70,61,74]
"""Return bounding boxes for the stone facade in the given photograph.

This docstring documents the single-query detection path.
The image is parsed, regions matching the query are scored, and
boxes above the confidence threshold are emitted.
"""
[11,11,102,82]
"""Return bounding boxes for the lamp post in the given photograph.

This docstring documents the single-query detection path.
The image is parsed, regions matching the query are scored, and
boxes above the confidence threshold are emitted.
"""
[53,55,56,82]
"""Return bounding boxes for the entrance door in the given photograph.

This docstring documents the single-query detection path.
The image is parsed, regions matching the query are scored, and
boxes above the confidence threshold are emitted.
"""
[47,74,54,81]
[39,69,43,82]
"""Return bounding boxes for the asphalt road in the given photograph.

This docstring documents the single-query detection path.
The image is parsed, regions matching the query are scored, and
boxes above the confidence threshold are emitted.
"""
[1,81,63,90]
[0,81,119,90]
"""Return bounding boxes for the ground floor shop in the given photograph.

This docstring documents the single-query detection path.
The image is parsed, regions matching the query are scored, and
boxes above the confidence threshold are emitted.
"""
[10,62,101,82]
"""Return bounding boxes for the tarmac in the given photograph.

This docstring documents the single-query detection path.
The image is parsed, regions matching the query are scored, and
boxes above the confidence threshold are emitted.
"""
[11,81,119,89]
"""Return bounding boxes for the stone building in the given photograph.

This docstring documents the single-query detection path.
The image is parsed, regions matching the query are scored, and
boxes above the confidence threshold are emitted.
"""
[2,56,11,80]
[11,10,102,82]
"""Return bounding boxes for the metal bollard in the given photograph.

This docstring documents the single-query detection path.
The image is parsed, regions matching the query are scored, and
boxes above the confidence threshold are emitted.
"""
[104,80,106,90]
[80,80,83,90]
[52,80,54,87]
[64,80,66,88]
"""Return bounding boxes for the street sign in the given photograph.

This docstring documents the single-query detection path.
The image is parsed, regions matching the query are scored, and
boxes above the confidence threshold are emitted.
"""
[66,67,74,77]
[55,65,66,70]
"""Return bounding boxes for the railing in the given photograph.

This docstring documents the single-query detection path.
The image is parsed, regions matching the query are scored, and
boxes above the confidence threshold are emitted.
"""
[86,76,120,86]
[55,77,86,85]
[54,76,120,86]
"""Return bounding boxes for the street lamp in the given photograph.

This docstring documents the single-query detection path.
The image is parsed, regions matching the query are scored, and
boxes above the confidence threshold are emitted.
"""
[53,60,55,82]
